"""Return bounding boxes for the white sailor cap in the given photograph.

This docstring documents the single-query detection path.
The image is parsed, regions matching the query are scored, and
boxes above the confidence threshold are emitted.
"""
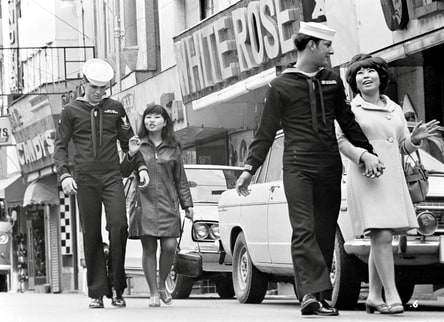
[82,58,114,86]
[298,21,336,42]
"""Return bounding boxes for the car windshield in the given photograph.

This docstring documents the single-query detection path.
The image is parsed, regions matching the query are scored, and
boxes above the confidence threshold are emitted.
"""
[186,168,243,203]
[415,136,444,173]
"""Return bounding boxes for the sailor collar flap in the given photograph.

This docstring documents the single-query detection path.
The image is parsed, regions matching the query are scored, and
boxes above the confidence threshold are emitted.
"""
[282,67,338,86]
[353,94,395,113]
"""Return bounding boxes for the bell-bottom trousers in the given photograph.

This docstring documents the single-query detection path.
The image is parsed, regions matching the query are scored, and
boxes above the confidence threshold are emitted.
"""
[283,152,342,300]
[76,170,128,298]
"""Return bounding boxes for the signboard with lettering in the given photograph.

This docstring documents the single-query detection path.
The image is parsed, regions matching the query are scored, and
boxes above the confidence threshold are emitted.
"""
[173,0,302,104]
[8,94,58,175]
[0,117,13,146]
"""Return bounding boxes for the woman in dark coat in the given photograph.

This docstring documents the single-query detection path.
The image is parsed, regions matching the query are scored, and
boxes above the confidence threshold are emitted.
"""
[122,104,194,307]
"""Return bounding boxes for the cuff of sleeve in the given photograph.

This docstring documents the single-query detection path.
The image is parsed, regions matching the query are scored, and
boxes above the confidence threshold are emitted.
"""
[138,165,148,173]
[404,136,420,154]
[243,164,256,175]
[353,148,368,164]
[60,173,72,184]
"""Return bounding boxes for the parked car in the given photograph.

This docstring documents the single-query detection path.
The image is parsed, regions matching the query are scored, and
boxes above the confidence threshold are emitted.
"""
[218,129,444,308]
[123,164,243,299]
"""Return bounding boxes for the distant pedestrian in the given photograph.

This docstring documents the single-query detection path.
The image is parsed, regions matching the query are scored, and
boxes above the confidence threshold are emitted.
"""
[54,58,149,309]
[235,22,382,316]
[337,53,440,314]
[121,104,194,307]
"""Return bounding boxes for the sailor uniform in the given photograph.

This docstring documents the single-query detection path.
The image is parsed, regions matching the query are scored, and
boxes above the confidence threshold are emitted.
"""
[244,67,375,300]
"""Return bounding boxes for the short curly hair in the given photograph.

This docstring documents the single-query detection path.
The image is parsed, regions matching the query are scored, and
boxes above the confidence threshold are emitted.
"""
[346,54,390,94]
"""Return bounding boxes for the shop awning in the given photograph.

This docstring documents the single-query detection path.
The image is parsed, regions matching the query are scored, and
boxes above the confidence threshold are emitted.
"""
[23,175,59,206]
[0,174,26,208]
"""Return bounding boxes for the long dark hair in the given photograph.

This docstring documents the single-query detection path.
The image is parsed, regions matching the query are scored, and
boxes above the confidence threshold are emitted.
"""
[346,54,390,94]
[138,104,179,146]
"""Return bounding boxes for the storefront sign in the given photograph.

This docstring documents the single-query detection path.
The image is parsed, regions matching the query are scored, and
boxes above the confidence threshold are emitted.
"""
[174,0,305,103]
[7,92,61,175]
[0,117,13,146]
[16,128,55,167]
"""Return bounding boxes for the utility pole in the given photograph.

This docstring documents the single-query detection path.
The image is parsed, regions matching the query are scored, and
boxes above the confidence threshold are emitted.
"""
[114,0,121,92]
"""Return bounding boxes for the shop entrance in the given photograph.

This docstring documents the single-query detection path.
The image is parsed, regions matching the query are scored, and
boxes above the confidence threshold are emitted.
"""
[26,208,47,289]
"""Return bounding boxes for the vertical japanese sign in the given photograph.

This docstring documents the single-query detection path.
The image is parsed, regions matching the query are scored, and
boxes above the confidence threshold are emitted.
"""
[8,0,21,94]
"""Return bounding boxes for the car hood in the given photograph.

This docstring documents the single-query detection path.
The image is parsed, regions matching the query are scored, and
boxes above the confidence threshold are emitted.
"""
[189,203,218,221]
[427,174,444,197]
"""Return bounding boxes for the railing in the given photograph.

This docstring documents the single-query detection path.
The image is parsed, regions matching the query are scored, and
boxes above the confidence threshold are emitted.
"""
[0,46,95,96]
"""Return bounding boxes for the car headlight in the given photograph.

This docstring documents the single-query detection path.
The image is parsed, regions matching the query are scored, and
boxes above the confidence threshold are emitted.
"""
[0,233,9,244]
[209,224,220,240]
[193,223,209,240]
[416,211,438,236]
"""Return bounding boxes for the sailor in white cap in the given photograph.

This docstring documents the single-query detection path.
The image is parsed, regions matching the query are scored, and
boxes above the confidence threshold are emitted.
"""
[235,22,382,316]
[54,58,149,309]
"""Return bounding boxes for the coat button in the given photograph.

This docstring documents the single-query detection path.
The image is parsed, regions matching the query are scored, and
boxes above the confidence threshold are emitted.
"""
[385,114,392,120]
[387,137,394,143]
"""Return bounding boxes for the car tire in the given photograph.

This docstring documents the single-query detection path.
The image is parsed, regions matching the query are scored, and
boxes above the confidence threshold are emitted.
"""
[215,273,235,299]
[232,232,268,303]
[166,269,194,299]
[331,228,363,309]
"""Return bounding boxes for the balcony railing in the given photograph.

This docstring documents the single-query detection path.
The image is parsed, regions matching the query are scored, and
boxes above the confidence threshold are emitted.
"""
[0,46,95,96]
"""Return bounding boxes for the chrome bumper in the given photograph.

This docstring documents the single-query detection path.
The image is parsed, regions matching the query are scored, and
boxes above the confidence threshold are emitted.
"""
[344,235,444,264]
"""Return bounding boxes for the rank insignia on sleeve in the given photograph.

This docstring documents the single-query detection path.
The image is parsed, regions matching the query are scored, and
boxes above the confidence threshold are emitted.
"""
[121,116,131,130]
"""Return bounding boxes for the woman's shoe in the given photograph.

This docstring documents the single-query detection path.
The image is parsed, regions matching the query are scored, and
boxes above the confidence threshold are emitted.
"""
[149,296,160,307]
[387,303,404,314]
[365,301,389,314]
[159,289,173,305]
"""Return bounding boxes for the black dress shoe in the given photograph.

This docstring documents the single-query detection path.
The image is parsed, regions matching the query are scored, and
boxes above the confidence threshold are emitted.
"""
[89,297,104,309]
[300,294,322,315]
[111,289,126,308]
[312,300,339,316]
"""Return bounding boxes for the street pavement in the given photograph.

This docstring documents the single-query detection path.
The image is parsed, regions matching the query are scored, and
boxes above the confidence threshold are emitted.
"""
[1,292,444,322]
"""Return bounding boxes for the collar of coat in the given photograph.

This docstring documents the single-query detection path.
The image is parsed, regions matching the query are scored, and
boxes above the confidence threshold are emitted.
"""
[352,94,396,113]
[140,137,177,149]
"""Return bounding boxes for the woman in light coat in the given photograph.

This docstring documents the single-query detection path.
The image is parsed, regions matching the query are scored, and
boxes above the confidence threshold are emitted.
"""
[122,104,194,307]
[337,54,440,314]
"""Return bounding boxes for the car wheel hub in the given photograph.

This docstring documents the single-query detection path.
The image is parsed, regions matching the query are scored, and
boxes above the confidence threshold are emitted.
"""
[238,248,248,289]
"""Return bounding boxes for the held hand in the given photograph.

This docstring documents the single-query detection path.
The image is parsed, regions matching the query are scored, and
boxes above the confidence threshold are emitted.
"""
[236,171,253,197]
[62,177,77,195]
[410,119,441,144]
[185,208,194,221]
[128,136,141,157]
[361,152,385,178]
[138,170,150,189]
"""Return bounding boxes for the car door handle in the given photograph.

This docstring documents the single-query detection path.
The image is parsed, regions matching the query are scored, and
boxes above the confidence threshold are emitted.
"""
[270,185,281,193]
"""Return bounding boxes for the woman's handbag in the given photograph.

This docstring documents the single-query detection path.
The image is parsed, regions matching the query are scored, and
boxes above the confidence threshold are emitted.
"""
[173,219,202,278]
[403,150,429,203]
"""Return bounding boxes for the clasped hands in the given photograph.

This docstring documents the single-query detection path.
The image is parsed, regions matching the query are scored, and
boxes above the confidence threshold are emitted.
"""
[361,152,385,179]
